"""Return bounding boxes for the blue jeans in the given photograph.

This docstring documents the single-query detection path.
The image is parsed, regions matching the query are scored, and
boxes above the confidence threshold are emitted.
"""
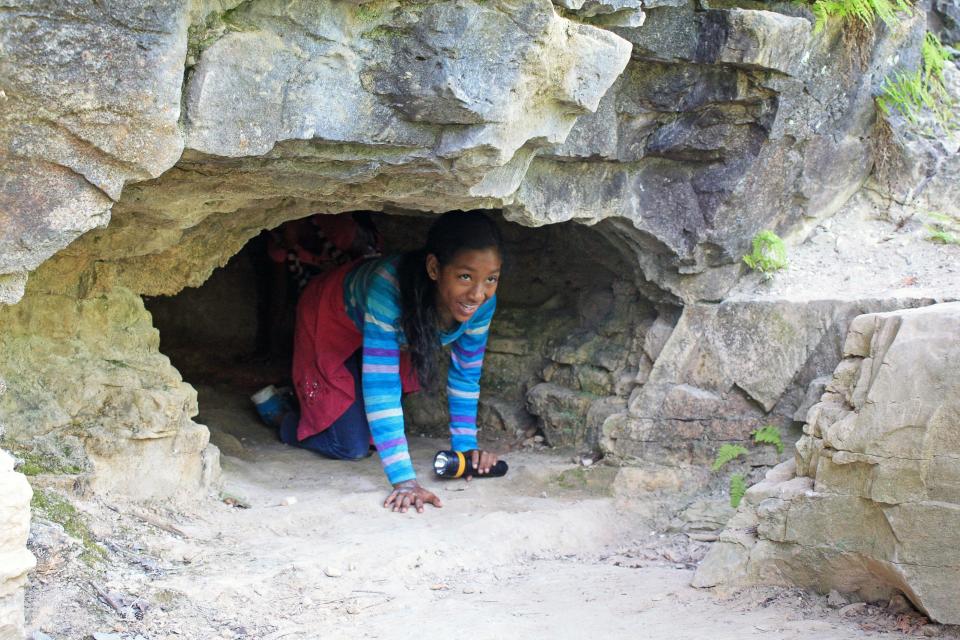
[279,351,372,460]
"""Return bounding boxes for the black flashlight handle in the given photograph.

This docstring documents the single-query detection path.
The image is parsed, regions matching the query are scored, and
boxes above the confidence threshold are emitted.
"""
[434,450,508,478]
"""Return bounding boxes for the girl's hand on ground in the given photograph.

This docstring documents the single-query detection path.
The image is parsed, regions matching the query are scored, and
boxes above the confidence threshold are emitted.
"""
[384,480,442,513]
[467,449,498,479]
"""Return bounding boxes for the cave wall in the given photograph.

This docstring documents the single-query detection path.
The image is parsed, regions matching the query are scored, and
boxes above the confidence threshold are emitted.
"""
[0,273,219,499]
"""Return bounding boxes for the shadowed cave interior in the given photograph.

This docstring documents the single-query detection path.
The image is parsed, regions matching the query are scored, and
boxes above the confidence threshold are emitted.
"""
[145,210,671,457]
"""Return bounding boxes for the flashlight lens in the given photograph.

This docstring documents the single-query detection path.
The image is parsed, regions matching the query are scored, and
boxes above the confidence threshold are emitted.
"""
[434,451,451,474]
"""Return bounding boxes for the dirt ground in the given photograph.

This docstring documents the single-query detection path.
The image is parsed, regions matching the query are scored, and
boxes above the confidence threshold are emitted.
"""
[22,384,956,640]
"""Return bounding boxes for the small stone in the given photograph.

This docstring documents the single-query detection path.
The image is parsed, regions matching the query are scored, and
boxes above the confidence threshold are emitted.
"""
[839,602,867,617]
[686,532,718,542]
[462,587,475,594]
[540,492,548,499]
[580,457,593,468]
[280,496,297,506]
[323,566,343,578]
[887,594,914,614]
[533,435,544,443]
[921,624,943,637]
[429,583,448,591]
[827,590,848,608]
[346,603,362,615]
[348,563,357,571]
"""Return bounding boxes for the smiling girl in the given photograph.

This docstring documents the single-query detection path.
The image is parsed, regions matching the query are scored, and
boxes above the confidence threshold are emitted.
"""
[282,211,503,514]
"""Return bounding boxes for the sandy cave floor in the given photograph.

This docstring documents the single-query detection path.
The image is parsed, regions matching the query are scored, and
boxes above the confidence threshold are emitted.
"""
[23,384,957,640]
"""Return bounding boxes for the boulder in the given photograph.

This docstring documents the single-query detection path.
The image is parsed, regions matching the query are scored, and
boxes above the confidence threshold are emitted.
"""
[695,303,960,625]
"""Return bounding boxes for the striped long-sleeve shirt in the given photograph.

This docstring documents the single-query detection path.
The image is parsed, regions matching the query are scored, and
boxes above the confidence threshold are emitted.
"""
[344,255,496,484]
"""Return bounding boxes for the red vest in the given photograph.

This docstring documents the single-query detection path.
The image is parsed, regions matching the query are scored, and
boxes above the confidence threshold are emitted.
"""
[291,260,420,441]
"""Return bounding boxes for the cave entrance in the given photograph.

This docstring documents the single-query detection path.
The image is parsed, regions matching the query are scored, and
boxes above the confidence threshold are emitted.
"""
[145,209,660,469]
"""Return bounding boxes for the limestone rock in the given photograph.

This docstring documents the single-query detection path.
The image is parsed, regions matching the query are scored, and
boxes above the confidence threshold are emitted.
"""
[933,0,960,53]
[695,302,960,625]
[1,0,926,309]
[0,1,188,290]
[0,451,35,640]
[0,285,216,500]
[604,297,938,465]
[696,9,811,76]
[526,383,596,448]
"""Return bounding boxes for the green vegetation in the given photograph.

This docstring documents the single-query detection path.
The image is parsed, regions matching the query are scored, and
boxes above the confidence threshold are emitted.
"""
[712,426,789,508]
[31,488,106,566]
[711,444,749,471]
[924,211,960,245]
[877,33,955,127]
[12,448,84,476]
[729,473,747,508]
[752,425,784,454]
[355,1,385,21]
[742,230,788,279]
[811,0,911,32]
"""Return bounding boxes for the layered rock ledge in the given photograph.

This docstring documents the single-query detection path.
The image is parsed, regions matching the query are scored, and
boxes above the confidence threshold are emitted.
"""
[695,302,960,625]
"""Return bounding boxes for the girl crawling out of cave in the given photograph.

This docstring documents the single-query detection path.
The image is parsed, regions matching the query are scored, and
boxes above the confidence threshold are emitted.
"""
[273,210,503,514]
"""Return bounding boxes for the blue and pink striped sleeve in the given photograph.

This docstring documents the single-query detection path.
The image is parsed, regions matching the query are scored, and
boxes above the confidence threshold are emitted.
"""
[360,265,416,484]
[447,296,496,452]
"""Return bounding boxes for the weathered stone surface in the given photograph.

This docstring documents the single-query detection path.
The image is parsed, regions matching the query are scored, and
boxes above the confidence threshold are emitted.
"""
[933,0,960,44]
[1,0,925,309]
[509,6,925,302]
[0,1,189,292]
[696,9,811,76]
[0,451,35,640]
[603,297,938,466]
[0,282,219,500]
[696,303,960,624]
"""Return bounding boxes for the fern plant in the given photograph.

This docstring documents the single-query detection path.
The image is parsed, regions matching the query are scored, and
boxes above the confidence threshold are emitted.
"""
[712,444,749,472]
[877,32,955,127]
[729,474,747,508]
[742,230,788,279]
[752,425,785,454]
[924,211,960,245]
[811,0,912,32]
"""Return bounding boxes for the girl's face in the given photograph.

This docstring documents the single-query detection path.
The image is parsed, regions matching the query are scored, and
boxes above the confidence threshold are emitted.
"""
[427,247,502,328]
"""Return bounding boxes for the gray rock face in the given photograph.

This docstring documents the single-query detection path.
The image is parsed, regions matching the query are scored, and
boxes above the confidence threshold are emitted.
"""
[0,451,35,640]
[601,298,935,466]
[933,0,960,44]
[0,285,220,500]
[694,302,960,625]
[0,1,189,302]
[0,0,925,307]
[508,8,927,301]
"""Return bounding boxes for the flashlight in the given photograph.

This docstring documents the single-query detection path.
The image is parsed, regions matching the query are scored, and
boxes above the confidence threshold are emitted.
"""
[433,450,508,479]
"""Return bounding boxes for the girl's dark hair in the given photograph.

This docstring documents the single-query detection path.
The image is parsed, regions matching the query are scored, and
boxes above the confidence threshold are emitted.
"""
[397,211,503,389]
